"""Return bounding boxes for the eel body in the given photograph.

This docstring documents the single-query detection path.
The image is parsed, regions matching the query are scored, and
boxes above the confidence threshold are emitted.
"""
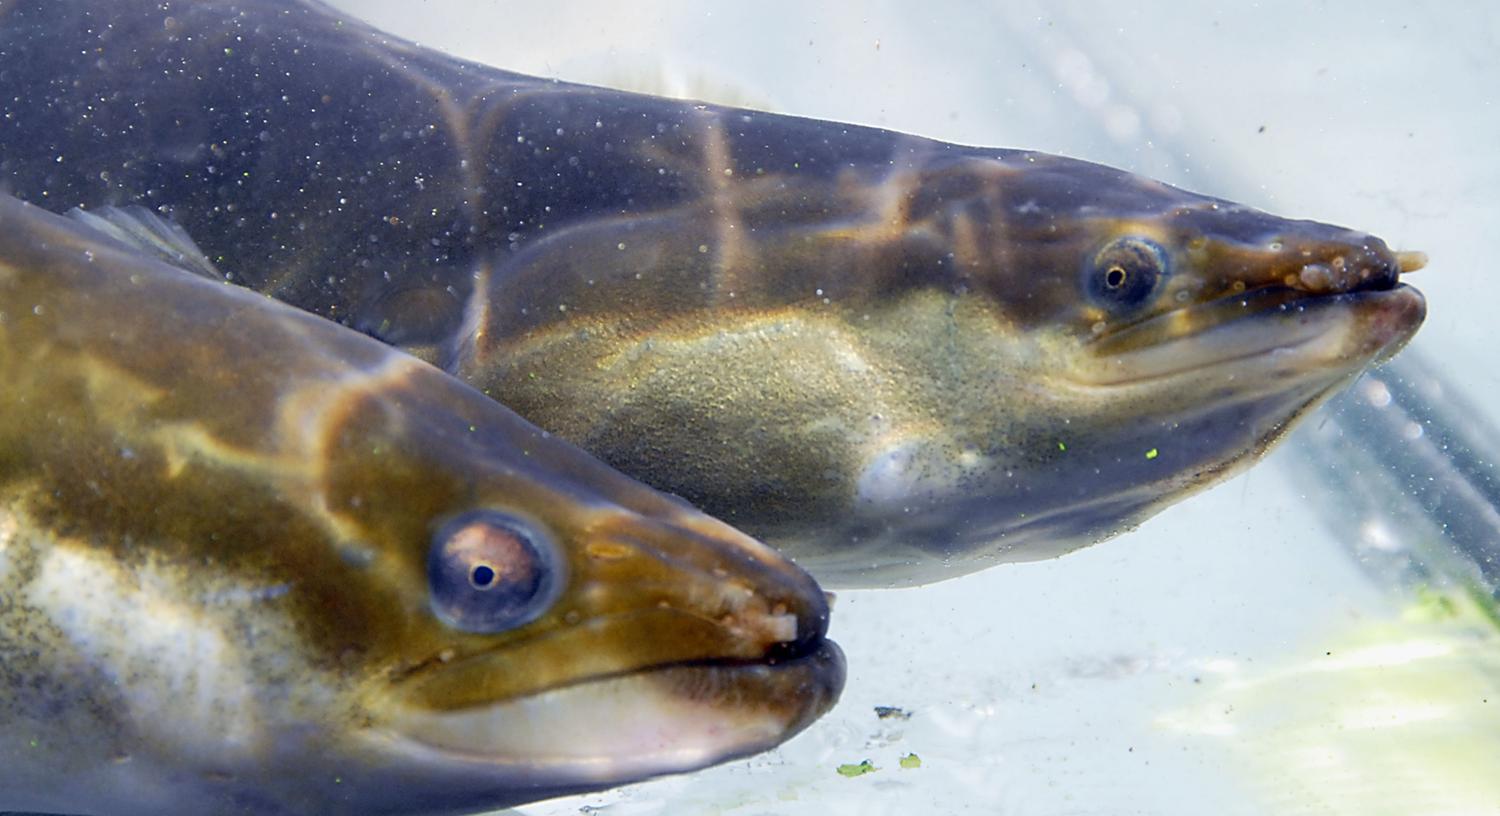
[0,0,1426,586]
[0,194,842,815]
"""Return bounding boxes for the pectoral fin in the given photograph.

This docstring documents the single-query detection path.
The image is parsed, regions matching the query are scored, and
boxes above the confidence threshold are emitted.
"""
[68,205,224,282]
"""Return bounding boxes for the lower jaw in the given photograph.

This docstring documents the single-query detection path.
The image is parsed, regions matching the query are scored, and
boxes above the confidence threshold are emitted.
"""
[1088,285,1424,387]
[381,638,846,781]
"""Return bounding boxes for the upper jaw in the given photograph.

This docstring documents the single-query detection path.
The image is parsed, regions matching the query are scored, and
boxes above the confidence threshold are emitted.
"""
[1171,208,1419,300]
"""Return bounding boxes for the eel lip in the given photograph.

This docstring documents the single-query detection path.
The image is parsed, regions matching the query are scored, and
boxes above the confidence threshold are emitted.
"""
[382,638,845,780]
[1081,284,1425,387]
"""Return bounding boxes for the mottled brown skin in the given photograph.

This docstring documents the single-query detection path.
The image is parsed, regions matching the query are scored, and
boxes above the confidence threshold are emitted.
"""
[0,0,1426,585]
[0,195,841,815]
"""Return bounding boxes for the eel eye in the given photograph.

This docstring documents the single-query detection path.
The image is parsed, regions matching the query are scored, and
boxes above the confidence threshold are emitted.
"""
[428,511,563,634]
[1086,237,1167,310]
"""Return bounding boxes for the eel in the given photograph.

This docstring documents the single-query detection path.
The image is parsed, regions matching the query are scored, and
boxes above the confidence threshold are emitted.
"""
[0,193,843,815]
[0,0,1427,586]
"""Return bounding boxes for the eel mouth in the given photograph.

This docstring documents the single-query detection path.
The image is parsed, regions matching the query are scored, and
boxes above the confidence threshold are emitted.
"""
[1079,284,1426,387]
[380,637,845,780]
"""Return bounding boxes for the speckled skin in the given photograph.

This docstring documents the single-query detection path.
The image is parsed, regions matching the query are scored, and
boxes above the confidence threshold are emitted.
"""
[0,0,1425,586]
[0,195,842,815]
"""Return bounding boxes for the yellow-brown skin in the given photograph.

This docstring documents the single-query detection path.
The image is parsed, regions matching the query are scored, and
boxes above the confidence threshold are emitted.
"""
[460,154,1426,585]
[0,195,842,815]
[0,0,1426,587]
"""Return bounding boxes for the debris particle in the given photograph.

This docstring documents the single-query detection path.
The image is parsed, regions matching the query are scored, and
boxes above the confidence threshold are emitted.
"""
[836,759,878,777]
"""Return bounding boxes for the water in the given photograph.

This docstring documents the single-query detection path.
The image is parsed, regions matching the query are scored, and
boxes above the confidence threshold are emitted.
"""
[314,1,1500,813]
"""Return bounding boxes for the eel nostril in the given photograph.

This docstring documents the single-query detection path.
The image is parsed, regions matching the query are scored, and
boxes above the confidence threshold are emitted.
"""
[1396,250,1429,274]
